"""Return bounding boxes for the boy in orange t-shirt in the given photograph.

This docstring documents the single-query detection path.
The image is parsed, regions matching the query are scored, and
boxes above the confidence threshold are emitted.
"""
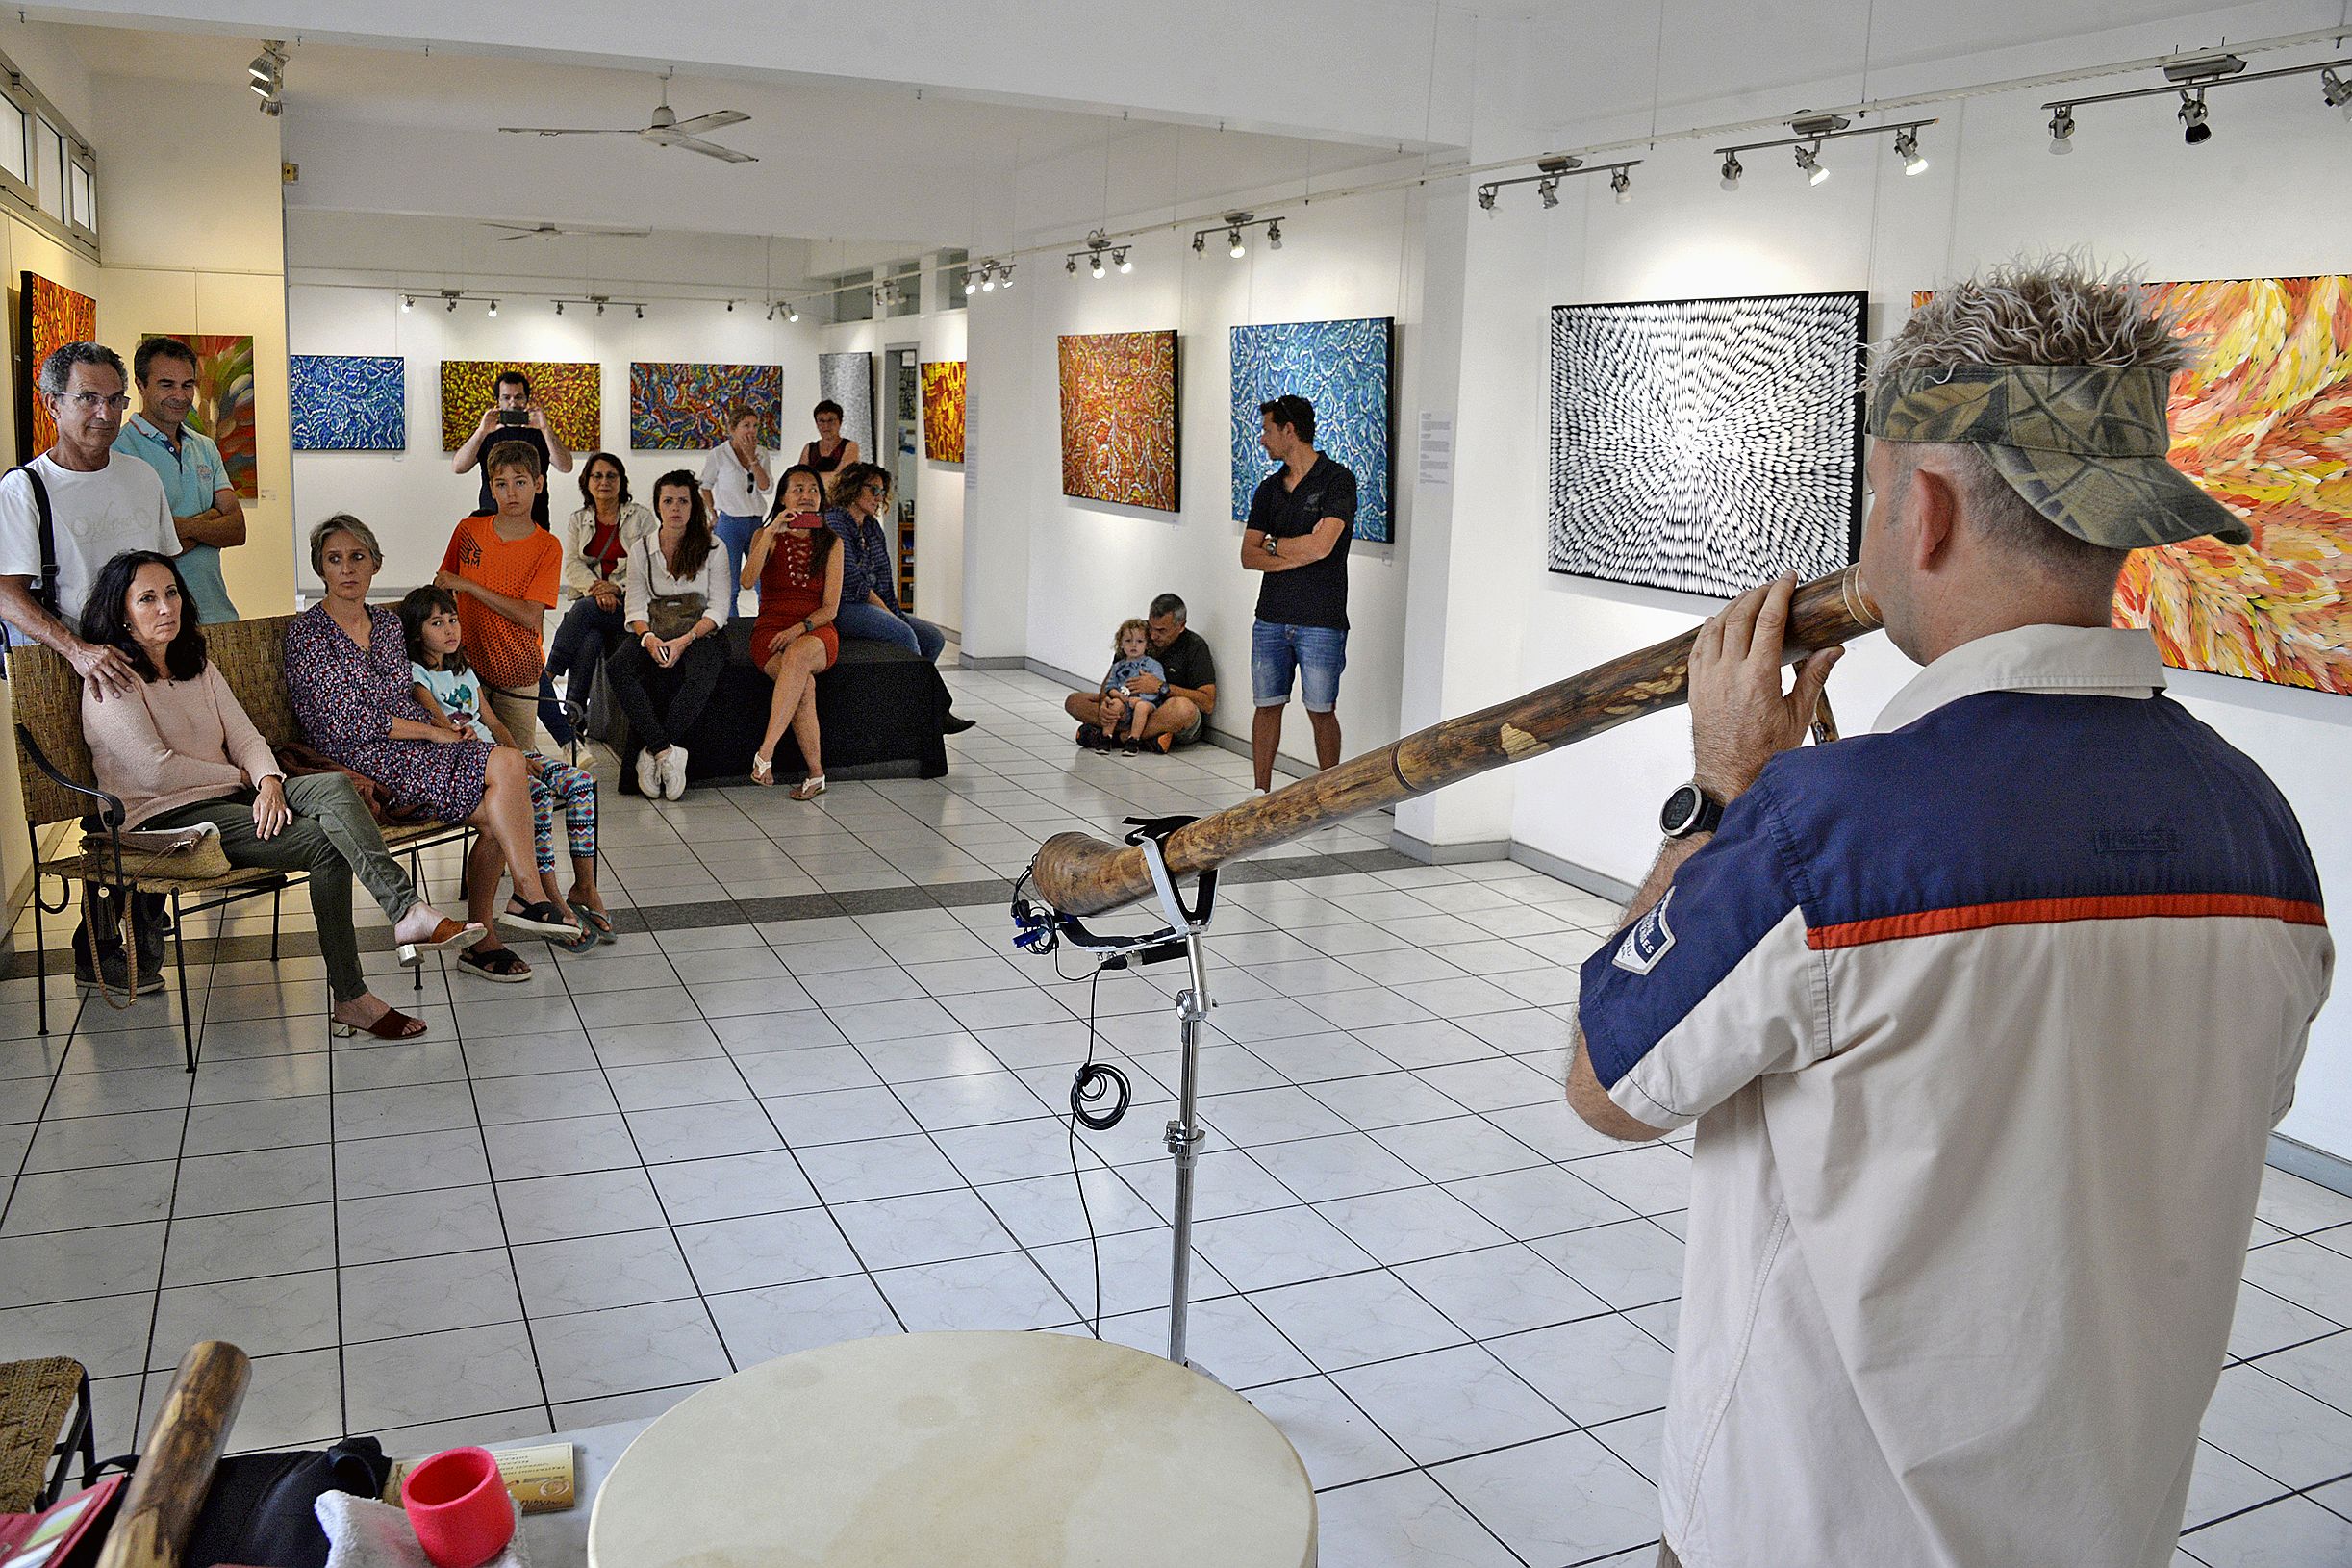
[437,439,563,746]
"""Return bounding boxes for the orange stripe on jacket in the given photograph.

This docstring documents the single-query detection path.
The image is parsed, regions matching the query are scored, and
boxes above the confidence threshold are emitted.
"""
[1808,893,2329,951]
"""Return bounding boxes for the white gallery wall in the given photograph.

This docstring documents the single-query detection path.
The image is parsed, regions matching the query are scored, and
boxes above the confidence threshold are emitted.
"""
[1403,36,2352,1155]
[965,184,1428,765]
[284,287,830,594]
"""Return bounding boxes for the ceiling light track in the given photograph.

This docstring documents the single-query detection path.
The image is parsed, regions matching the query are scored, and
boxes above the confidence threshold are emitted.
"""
[1477,155,1643,210]
[2042,50,2352,146]
[1188,211,1285,259]
[1712,115,1937,188]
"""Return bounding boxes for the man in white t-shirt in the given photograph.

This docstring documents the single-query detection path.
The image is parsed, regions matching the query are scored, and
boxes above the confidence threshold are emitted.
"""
[0,341,186,996]
[0,341,180,680]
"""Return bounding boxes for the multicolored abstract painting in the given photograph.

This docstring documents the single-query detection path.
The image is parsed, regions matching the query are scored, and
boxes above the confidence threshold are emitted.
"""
[1058,330,1179,511]
[627,362,782,450]
[1231,318,1394,543]
[439,360,599,452]
[146,334,258,498]
[17,270,95,461]
[921,361,966,463]
[291,355,407,450]
[816,352,873,456]
[1909,279,2352,694]
[1549,293,1865,595]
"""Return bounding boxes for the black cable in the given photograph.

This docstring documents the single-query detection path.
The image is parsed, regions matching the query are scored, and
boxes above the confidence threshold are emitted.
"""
[1064,961,1125,1338]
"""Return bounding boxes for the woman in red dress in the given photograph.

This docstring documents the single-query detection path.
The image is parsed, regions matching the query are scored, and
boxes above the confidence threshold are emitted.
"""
[743,464,844,798]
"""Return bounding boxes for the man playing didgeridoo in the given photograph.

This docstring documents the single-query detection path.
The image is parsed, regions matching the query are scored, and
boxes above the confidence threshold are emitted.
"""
[1566,260,2334,1568]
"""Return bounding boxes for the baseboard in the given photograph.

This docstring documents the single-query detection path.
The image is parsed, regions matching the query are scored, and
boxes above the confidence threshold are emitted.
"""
[2268,1134,2352,1198]
[957,653,1024,670]
[1508,843,1639,905]
[1389,830,1514,866]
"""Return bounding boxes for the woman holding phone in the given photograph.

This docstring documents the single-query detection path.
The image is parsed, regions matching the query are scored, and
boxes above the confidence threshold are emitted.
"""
[742,464,841,797]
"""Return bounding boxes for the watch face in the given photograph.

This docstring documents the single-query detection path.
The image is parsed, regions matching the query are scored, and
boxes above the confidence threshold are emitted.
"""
[1660,784,1703,836]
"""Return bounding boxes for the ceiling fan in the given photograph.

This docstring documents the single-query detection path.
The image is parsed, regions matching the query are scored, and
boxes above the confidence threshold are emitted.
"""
[481,220,655,242]
[498,73,756,164]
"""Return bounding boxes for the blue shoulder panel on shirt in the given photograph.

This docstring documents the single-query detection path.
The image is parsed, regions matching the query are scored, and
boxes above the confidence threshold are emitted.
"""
[1577,784,1801,1090]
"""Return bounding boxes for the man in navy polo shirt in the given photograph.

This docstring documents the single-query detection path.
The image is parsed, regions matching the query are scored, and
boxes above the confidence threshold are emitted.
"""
[1241,394,1356,793]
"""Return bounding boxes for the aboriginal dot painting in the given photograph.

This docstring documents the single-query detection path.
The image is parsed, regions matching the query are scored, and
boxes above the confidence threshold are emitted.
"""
[440,360,600,452]
[628,363,783,450]
[143,334,259,498]
[1058,330,1179,511]
[1230,317,1394,543]
[291,355,407,450]
[17,270,95,462]
[1547,292,1866,596]
[921,361,966,464]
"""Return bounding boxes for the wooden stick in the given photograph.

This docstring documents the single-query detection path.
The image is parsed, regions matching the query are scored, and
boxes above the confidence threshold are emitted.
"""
[1029,566,1882,917]
[93,1340,249,1568]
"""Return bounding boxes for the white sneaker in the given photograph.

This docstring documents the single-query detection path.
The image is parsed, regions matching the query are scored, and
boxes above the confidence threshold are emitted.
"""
[660,746,689,800]
[636,748,662,797]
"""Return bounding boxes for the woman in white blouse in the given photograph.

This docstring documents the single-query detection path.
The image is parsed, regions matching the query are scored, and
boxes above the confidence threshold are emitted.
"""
[547,451,656,721]
[605,469,732,800]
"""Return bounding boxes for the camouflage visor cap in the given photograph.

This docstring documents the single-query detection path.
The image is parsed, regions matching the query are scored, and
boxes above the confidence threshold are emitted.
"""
[1866,365,2250,549]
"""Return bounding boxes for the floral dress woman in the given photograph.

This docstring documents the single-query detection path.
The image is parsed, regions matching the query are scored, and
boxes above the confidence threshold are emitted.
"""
[285,602,493,821]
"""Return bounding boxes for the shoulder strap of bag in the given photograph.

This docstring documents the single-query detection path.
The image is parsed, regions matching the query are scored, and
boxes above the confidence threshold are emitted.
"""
[5,463,59,617]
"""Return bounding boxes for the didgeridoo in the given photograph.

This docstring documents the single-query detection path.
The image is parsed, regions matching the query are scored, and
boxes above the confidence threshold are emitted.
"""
[1026,565,1882,917]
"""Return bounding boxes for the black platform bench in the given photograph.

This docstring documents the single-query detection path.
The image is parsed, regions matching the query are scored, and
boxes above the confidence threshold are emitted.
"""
[596,622,952,792]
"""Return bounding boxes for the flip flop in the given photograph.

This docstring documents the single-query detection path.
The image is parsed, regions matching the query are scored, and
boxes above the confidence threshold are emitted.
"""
[579,907,617,945]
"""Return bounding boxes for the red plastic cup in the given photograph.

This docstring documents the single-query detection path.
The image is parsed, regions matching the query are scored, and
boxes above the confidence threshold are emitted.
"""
[401,1446,515,1568]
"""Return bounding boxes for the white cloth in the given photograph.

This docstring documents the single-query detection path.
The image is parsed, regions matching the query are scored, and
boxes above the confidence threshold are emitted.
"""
[559,500,656,599]
[316,1492,528,1568]
[1577,623,2335,1568]
[621,529,734,630]
[698,443,771,518]
[0,452,179,642]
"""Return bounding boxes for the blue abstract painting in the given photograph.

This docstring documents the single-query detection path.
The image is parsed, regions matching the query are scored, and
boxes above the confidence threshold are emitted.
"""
[1229,317,1394,544]
[290,355,406,450]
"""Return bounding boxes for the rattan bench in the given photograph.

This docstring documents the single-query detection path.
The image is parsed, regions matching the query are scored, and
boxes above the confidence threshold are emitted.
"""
[8,613,469,1072]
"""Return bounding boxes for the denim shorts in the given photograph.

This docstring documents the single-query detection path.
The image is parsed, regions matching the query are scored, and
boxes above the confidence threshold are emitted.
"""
[1251,620,1348,712]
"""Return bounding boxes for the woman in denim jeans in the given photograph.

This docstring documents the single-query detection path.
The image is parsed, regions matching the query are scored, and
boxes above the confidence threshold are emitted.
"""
[822,464,944,660]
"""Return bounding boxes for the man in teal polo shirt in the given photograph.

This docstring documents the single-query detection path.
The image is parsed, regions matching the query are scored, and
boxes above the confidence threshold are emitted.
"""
[114,336,243,622]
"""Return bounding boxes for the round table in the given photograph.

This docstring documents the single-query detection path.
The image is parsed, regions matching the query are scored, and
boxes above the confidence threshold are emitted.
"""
[586,1330,1317,1567]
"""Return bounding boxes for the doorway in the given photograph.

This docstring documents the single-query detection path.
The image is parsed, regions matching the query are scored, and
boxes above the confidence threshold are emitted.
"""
[882,343,921,617]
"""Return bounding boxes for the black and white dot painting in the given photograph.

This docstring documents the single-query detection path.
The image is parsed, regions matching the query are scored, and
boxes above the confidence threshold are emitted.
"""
[1547,292,1866,596]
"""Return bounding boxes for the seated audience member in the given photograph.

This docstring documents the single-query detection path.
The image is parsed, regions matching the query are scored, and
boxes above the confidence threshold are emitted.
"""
[824,462,975,733]
[80,550,482,1035]
[286,514,582,984]
[743,468,843,798]
[701,404,774,616]
[548,451,653,721]
[1065,592,1218,752]
[799,398,860,477]
[437,439,563,747]
[1093,618,1164,754]
[607,470,732,801]
[403,587,607,949]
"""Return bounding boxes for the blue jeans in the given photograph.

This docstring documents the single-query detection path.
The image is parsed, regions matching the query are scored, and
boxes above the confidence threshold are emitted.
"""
[547,596,625,714]
[836,600,946,663]
[1252,620,1347,712]
[714,513,761,617]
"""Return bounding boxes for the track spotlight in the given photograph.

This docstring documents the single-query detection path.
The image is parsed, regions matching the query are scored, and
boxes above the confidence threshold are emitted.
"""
[964,269,978,296]
[2179,90,2212,144]
[487,299,498,317]
[1067,256,1078,274]
[635,304,645,319]
[764,302,775,320]
[1894,128,1928,175]
[1192,231,1206,252]
[1227,227,1246,259]
[1610,166,1631,204]
[400,294,414,313]
[1795,143,1828,185]
[998,265,1012,290]
[980,271,996,291]
[1265,221,1281,251]
[557,300,566,316]
[1477,185,1497,211]
[445,297,457,313]
[1114,247,1132,273]
[2323,67,2351,117]
[1090,252,1106,278]
[595,301,605,316]
[2048,106,2076,154]
[725,299,735,313]
[787,302,800,320]
[1535,176,1559,209]
[1719,153,1742,190]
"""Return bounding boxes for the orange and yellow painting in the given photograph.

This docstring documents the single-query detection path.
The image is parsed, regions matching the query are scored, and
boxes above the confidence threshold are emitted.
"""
[439,360,600,453]
[1909,278,2351,694]
[1058,331,1178,511]
[18,270,95,461]
[921,360,966,464]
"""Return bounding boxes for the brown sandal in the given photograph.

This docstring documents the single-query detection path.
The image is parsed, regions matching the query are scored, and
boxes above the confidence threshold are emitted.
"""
[332,1005,427,1040]
[397,918,487,968]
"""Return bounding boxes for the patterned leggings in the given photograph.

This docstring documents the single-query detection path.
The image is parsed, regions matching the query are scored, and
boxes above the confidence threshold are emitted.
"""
[527,752,597,874]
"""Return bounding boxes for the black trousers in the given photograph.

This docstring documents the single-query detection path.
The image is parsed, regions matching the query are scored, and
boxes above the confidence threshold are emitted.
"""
[605,635,726,754]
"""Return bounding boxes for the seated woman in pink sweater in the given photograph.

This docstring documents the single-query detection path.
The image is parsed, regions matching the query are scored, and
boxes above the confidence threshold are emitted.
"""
[77,550,483,1039]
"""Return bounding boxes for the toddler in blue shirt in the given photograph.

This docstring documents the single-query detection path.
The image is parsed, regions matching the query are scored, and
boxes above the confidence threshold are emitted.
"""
[1099,618,1165,754]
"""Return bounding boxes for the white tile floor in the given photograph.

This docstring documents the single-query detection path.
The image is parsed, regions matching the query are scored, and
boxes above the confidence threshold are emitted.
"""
[3,663,2350,1566]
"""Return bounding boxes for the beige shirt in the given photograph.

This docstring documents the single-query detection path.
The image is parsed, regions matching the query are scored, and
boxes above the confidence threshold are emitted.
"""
[82,662,283,827]
[1580,625,2335,1568]
[561,500,656,599]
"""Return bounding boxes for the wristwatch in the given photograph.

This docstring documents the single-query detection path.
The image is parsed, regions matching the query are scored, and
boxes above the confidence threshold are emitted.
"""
[1264,535,1280,557]
[1659,781,1725,839]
